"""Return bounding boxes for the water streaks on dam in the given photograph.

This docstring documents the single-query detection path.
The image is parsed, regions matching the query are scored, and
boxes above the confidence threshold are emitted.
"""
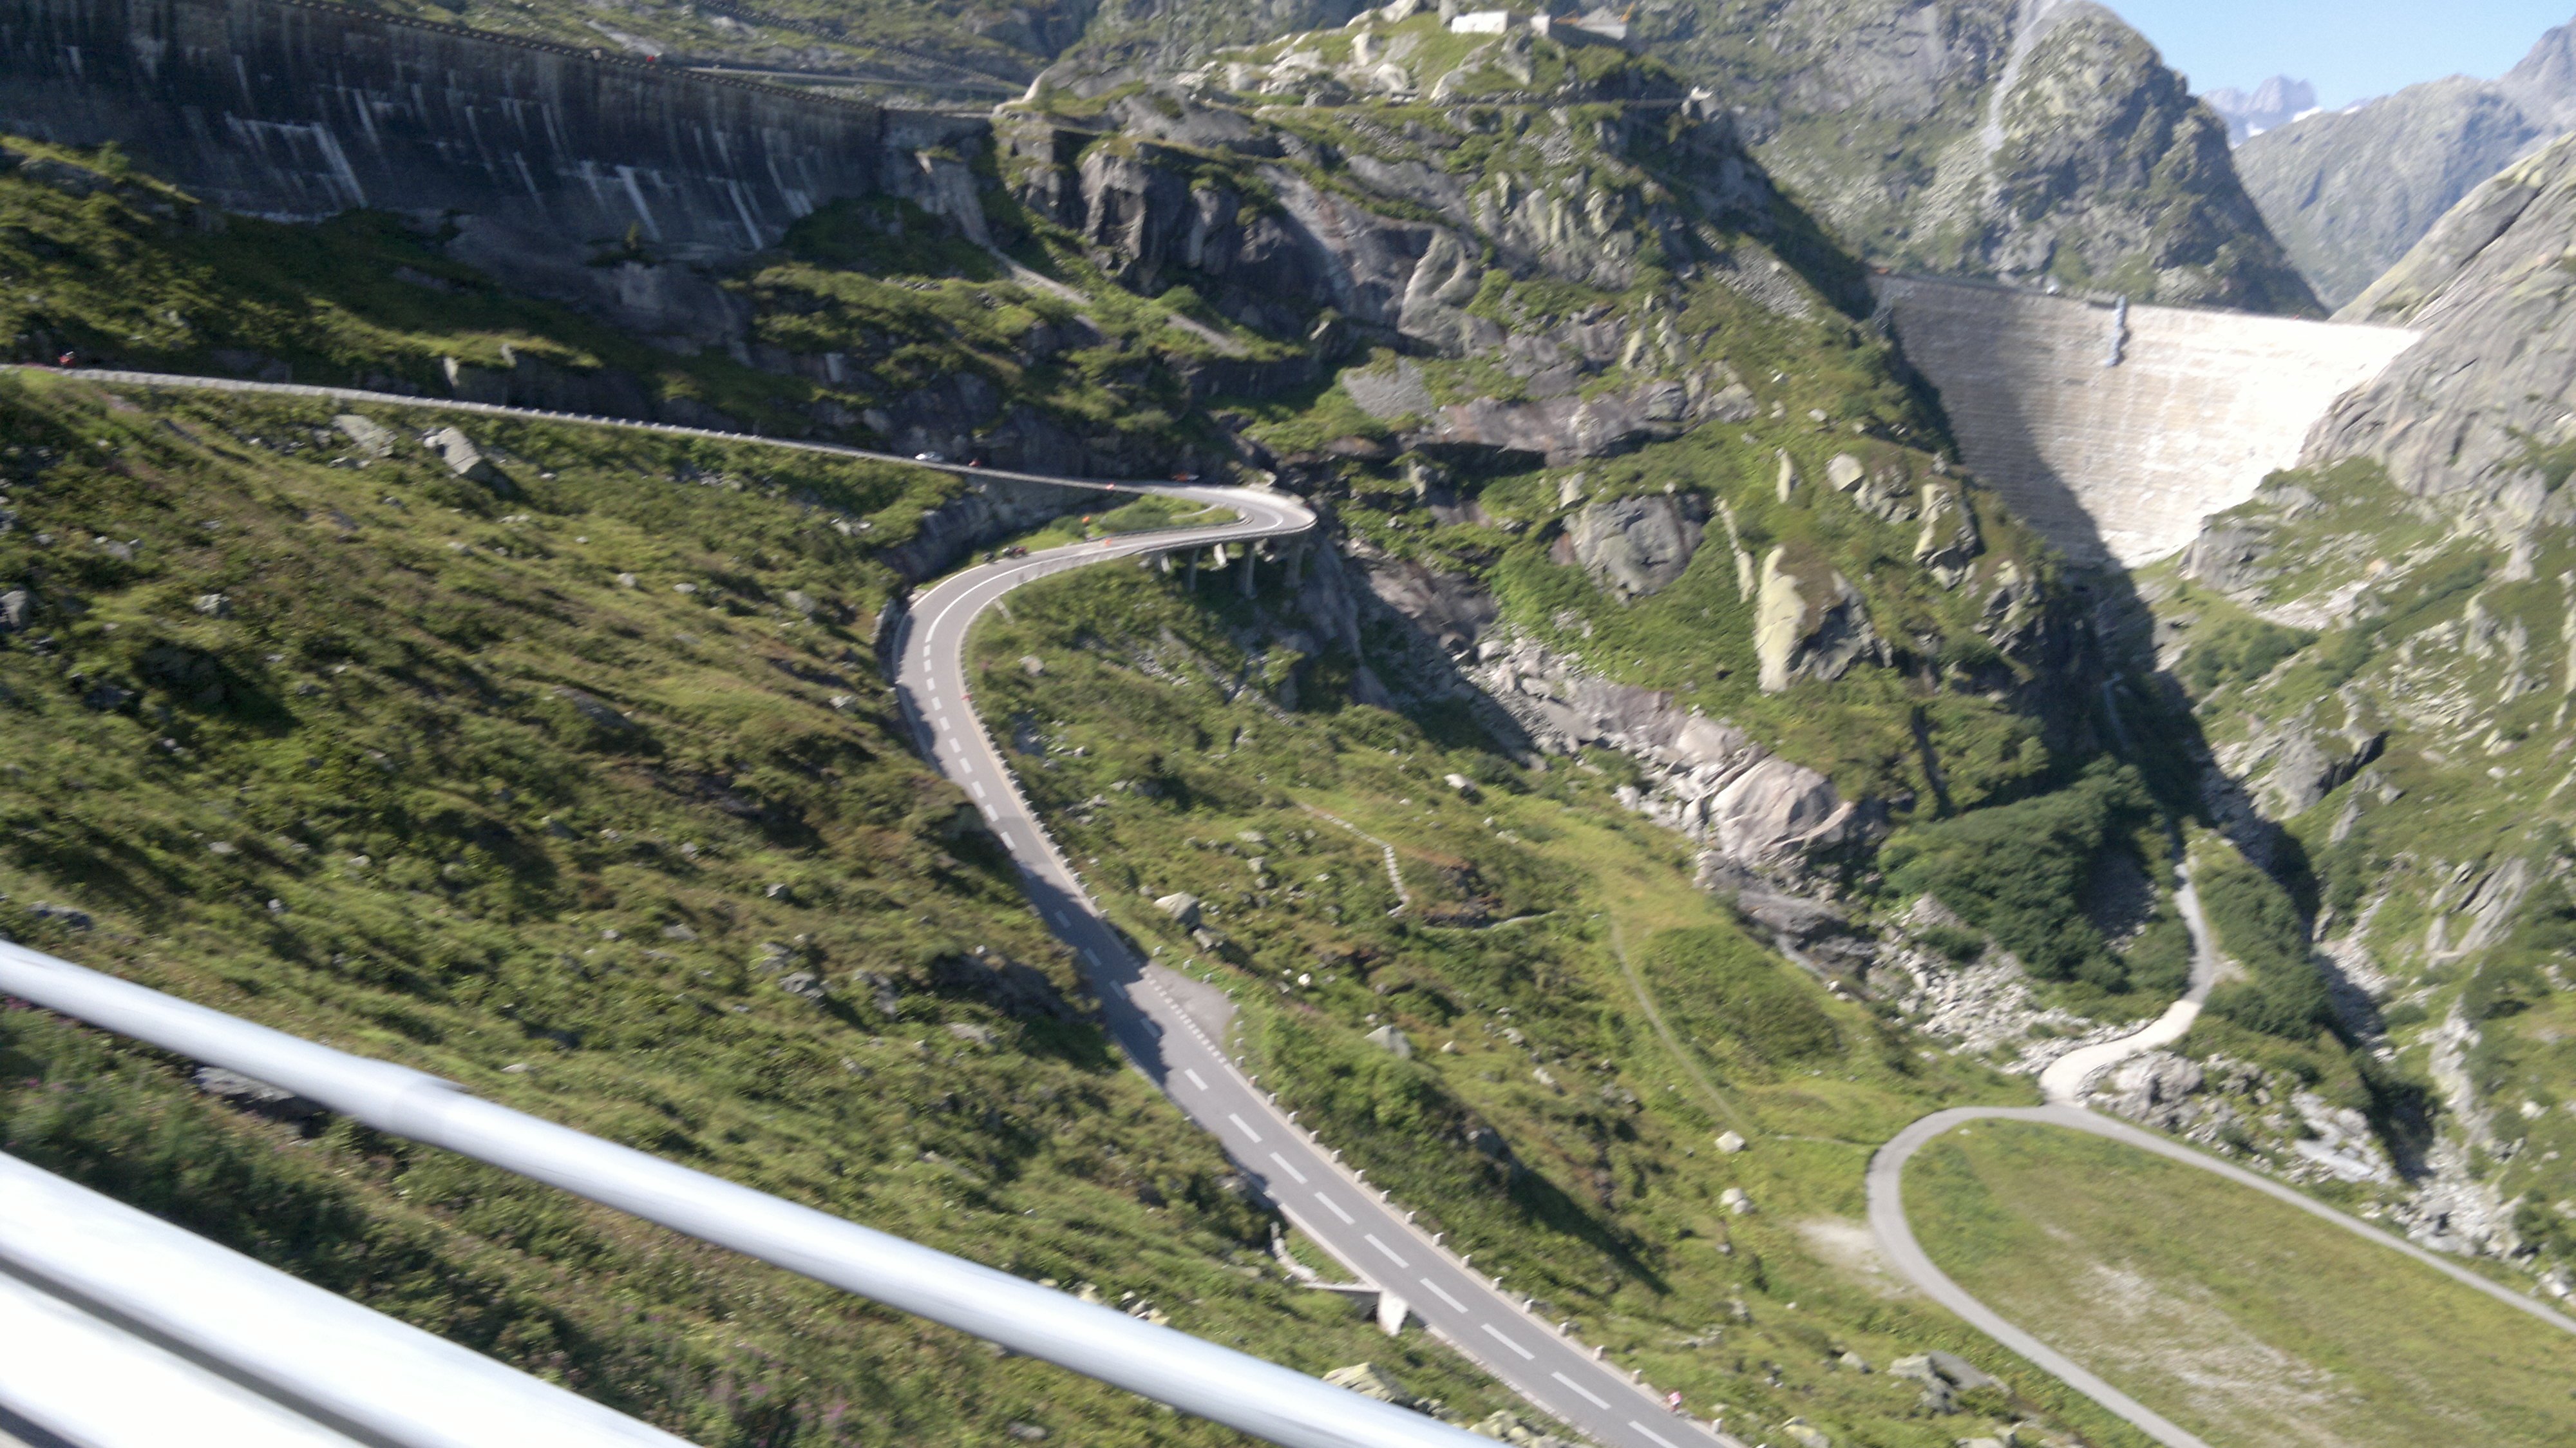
[1878,275,2420,566]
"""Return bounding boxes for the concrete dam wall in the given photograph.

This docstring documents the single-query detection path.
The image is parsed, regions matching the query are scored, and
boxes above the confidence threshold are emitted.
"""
[0,0,886,258]
[1878,276,2420,566]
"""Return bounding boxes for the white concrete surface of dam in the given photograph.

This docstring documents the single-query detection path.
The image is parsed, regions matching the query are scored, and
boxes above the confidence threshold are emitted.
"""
[1877,276,2420,566]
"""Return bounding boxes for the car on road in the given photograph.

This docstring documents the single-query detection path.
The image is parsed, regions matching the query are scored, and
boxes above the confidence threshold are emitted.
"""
[913,451,948,463]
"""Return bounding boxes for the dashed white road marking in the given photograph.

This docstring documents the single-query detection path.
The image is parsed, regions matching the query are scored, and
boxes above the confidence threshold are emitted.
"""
[1551,1372,1609,1409]
[889,488,1715,1433]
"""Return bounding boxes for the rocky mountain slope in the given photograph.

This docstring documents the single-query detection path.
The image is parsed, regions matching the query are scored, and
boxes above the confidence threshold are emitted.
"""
[2318,131,2576,508]
[2142,133,2576,1289]
[0,19,2197,1445]
[1587,0,2316,311]
[8,0,2521,1433]
[2235,18,2576,309]
[1004,10,2383,1190]
[1005,14,2110,839]
[387,0,2317,312]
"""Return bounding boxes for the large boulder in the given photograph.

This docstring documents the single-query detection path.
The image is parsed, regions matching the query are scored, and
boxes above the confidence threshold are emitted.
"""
[1913,482,1980,587]
[1322,1363,1416,1406]
[1754,549,1883,692]
[1705,757,1856,866]
[422,426,506,486]
[1363,1024,1414,1058]
[1558,493,1709,600]
[1469,1411,1576,1448]
[2258,721,2386,817]
[334,414,397,458]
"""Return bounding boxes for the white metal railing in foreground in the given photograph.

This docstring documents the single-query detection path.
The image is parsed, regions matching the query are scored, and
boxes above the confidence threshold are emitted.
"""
[0,1257,358,1448]
[0,942,1490,1448]
[0,1152,687,1448]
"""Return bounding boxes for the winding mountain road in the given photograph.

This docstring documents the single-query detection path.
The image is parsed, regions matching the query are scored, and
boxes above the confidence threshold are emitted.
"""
[891,499,1734,1448]
[15,367,1725,1448]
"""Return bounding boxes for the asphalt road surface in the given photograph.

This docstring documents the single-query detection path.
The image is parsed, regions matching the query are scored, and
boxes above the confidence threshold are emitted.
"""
[46,365,2576,1448]
[31,363,1727,1446]
[892,495,1736,1448]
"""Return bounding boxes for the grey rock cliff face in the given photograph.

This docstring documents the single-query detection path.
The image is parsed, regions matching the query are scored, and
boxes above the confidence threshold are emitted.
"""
[1555,494,1709,601]
[1950,5,2315,311]
[2307,133,2576,522]
[1648,0,2311,312]
[1468,634,1866,870]
[2237,21,2576,310]
[1005,60,1774,465]
[0,0,884,258]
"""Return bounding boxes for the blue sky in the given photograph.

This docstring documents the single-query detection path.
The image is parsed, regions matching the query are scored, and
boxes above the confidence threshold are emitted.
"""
[2109,1,2575,109]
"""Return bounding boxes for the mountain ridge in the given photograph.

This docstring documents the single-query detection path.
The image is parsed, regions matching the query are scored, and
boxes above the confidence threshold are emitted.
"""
[2236,15,2576,309]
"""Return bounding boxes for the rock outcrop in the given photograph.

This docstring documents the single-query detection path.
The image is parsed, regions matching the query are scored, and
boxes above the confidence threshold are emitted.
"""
[1912,481,1980,587]
[876,475,1113,584]
[1754,549,1884,692]
[1469,634,1864,870]
[1556,494,1709,601]
[2310,133,2576,521]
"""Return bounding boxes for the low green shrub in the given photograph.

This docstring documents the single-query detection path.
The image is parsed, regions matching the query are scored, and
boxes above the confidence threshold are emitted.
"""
[2199,857,2333,1038]
[1917,923,1987,962]
[2177,616,2316,695]
[1880,761,2155,989]
[2119,910,2195,999]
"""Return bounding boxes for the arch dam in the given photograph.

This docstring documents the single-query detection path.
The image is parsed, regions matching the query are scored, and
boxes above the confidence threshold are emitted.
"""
[1875,275,2421,567]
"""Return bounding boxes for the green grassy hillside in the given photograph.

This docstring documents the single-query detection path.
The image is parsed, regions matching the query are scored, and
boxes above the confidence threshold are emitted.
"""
[0,372,1511,1444]
[1908,1119,2576,1447]
[961,558,2158,1448]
